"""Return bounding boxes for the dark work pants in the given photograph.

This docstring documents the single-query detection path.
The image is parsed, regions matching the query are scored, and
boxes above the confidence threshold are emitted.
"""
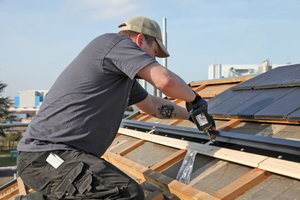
[17,150,144,200]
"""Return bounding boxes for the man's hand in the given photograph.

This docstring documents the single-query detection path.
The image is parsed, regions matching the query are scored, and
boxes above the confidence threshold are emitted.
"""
[185,92,207,112]
[186,91,216,129]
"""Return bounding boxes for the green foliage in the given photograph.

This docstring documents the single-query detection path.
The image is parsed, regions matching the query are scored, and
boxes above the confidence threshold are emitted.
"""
[0,152,16,167]
[1,133,22,142]
[0,81,15,120]
[0,127,5,137]
[0,133,21,151]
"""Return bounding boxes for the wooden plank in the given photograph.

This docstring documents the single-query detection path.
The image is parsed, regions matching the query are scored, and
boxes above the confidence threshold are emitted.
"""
[17,177,27,195]
[166,120,184,126]
[194,84,208,93]
[0,187,19,200]
[189,76,255,87]
[118,128,300,180]
[102,151,219,200]
[258,157,300,180]
[0,183,17,197]
[216,119,242,132]
[118,128,267,168]
[213,168,272,200]
[201,94,218,98]
[200,84,237,94]
[131,113,145,121]
[150,149,187,172]
[117,139,146,156]
[139,115,154,122]
[145,190,164,200]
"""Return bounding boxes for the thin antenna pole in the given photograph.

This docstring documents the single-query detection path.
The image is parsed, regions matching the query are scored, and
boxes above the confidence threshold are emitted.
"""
[162,18,167,69]
[157,18,168,98]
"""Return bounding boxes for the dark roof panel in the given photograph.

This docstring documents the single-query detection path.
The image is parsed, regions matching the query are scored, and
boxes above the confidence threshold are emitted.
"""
[227,88,294,118]
[209,64,300,120]
[254,65,300,90]
[208,89,241,111]
[231,64,299,91]
[254,87,300,119]
[287,108,300,121]
[209,90,263,117]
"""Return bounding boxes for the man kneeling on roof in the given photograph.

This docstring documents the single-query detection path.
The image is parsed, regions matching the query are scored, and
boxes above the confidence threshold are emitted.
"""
[16,16,215,200]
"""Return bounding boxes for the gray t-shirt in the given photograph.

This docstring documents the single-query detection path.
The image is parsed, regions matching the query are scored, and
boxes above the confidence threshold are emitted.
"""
[18,33,156,157]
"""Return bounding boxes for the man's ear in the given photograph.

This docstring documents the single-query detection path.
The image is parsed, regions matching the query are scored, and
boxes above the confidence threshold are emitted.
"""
[135,33,145,47]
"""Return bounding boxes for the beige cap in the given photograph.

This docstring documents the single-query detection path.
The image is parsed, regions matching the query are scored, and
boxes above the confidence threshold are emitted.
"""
[119,16,170,58]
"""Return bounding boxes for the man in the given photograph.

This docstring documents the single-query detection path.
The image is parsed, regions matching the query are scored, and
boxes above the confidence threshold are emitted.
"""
[16,16,212,200]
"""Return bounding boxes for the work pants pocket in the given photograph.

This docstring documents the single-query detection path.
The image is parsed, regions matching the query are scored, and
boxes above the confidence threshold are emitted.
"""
[17,154,53,196]
[52,161,85,199]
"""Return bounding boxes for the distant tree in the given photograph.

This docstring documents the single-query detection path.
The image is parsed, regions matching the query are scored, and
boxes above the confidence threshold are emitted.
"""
[0,81,14,137]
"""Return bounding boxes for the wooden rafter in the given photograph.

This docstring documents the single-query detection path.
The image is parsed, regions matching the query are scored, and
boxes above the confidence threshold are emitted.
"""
[131,113,146,121]
[117,139,146,156]
[215,119,242,132]
[193,84,209,93]
[150,149,187,173]
[213,169,272,200]
[17,177,27,196]
[102,151,219,200]
[138,115,154,122]
[189,76,255,87]
[0,185,19,200]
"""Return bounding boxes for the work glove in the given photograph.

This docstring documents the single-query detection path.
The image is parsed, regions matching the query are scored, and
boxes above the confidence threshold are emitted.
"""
[186,91,215,128]
[185,91,207,112]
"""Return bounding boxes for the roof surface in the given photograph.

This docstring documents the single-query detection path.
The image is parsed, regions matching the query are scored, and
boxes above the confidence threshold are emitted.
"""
[1,65,300,200]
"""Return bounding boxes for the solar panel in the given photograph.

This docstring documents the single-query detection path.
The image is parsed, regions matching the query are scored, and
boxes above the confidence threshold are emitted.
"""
[231,64,299,91]
[288,108,300,121]
[254,65,300,89]
[254,87,300,119]
[227,88,294,118]
[209,90,263,117]
[208,64,300,120]
[208,89,241,111]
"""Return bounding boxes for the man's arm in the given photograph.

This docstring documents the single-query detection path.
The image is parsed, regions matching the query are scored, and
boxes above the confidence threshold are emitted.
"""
[137,62,196,102]
[135,94,190,120]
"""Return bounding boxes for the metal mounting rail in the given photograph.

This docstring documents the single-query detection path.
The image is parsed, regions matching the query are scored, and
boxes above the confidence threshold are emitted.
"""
[121,119,300,161]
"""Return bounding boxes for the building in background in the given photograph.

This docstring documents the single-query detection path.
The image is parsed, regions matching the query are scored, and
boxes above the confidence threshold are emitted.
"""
[208,60,291,79]
[9,90,48,122]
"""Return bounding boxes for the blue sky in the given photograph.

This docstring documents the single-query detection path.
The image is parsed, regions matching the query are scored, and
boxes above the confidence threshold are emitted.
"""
[1,0,299,99]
